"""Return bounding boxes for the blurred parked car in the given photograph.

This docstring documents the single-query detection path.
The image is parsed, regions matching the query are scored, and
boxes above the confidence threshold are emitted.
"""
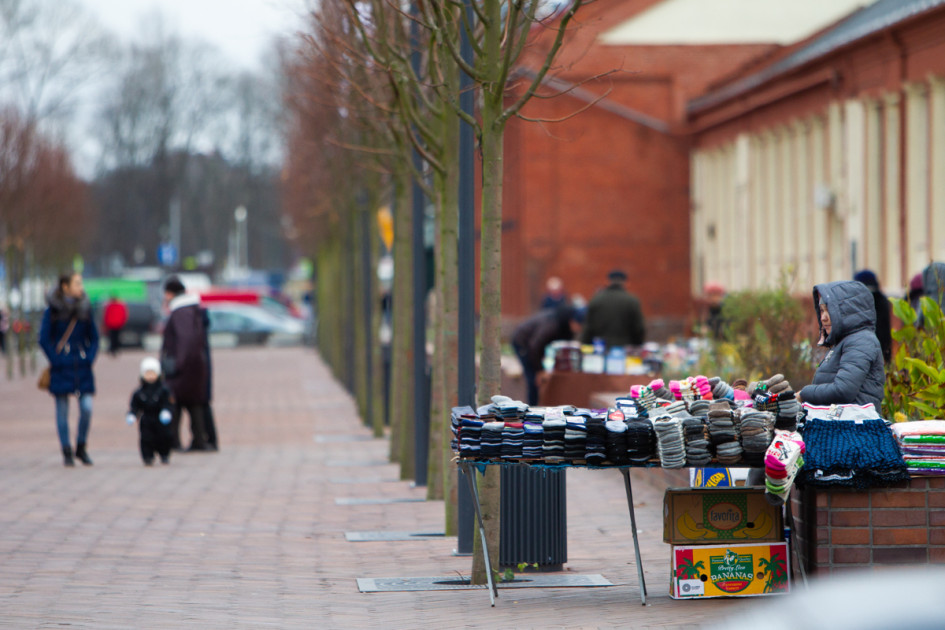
[119,302,159,348]
[204,303,303,346]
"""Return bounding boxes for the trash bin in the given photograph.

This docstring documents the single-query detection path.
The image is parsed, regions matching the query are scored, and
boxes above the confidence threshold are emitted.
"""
[500,466,566,571]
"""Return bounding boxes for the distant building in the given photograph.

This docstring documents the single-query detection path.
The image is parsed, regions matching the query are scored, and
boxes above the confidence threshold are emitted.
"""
[688,0,945,296]
[502,0,870,338]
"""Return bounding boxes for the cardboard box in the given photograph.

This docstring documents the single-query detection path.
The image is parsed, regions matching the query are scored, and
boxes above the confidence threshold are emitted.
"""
[670,542,790,599]
[663,487,783,544]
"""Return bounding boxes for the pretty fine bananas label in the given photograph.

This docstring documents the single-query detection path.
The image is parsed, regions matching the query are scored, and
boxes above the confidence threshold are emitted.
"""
[672,542,790,598]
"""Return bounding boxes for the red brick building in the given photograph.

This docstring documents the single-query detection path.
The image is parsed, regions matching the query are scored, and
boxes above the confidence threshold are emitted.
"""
[501,0,782,339]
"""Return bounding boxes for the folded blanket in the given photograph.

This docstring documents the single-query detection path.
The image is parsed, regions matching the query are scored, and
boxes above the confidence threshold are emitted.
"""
[890,420,945,437]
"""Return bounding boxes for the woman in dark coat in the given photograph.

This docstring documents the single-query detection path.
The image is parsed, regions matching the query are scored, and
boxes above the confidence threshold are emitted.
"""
[160,276,210,451]
[797,280,885,411]
[39,271,99,466]
[853,269,892,363]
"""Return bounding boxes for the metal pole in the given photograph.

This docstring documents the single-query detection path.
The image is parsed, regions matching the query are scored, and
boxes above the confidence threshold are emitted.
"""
[360,197,374,429]
[621,469,648,605]
[456,0,477,554]
[410,9,429,486]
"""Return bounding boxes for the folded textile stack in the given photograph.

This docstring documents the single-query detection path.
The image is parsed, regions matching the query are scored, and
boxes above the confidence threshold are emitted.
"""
[765,429,805,505]
[707,401,742,465]
[451,405,477,456]
[799,406,909,488]
[688,399,710,417]
[708,376,735,402]
[542,412,567,462]
[636,385,660,411]
[890,420,945,476]
[663,399,689,419]
[626,418,657,464]
[522,418,544,459]
[649,379,674,402]
[489,395,528,422]
[739,410,775,466]
[564,415,588,461]
[682,416,712,466]
[653,413,686,468]
[693,375,713,400]
[480,421,505,459]
[615,396,645,419]
[585,414,608,465]
[605,409,630,465]
[751,374,799,431]
[501,422,524,459]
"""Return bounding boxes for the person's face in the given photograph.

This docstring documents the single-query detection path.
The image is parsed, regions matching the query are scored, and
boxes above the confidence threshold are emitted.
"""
[64,274,83,298]
[569,319,582,335]
[143,370,159,384]
[164,291,174,307]
[820,304,832,336]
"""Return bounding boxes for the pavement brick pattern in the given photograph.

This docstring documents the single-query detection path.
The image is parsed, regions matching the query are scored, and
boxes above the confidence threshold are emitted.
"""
[0,348,765,628]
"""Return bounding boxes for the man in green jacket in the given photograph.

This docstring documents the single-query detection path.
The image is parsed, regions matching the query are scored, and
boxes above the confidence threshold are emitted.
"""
[580,270,645,348]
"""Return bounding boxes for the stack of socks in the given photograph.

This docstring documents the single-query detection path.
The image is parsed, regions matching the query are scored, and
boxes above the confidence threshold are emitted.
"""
[707,401,741,464]
[688,399,710,417]
[637,386,659,411]
[459,416,484,458]
[739,410,775,466]
[663,400,689,418]
[669,380,683,401]
[564,415,588,461]
[584,414,608,465]
[501,422,524,459]
[615,397,641,418]
[480,421,505,459]
[626,418,657,464]
[683,416,712,466]
[605,409,629,465]
[522,416,544,459]
[753,374,800,430]
[542,413,566,463]
[653,413,686,468]
[649,379,674,402]
[708,377,736,401]
[693,375,713,400]
[765,429,806,505]
[451,406,475,452]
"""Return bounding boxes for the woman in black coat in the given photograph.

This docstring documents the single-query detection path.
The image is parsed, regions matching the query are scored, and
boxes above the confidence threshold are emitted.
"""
[39,271,99,466]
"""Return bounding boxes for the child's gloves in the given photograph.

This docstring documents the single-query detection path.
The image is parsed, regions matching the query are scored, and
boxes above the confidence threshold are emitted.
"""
[126,413,136,426]
[159,410,172,425]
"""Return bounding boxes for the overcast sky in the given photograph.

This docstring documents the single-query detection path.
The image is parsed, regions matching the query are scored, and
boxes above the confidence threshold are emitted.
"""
[78,0,308,70]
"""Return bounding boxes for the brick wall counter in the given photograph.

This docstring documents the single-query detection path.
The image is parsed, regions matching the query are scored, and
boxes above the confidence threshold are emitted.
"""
[791,478,945,574]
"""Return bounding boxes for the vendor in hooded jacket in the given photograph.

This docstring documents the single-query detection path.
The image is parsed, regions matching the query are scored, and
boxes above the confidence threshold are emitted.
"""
[797,280,886,411]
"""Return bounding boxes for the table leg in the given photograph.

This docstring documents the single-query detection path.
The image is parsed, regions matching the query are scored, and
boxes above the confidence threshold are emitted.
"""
[785,498,808,589]
[461,463,498,606]
[620,468,647,605]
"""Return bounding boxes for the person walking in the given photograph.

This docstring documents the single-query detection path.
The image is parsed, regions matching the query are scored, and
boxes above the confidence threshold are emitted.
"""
[853,270,892,364]
[102,295,129,357]
[38,271,99,466]
[580,269,645,348]
[160,276,210,451]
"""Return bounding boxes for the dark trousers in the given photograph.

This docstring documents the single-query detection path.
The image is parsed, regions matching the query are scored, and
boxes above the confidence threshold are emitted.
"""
[140,417,172,463]
[204,403,218,448]
[108,328,121,355]
[171,403,207,449]
[513,342,539,407]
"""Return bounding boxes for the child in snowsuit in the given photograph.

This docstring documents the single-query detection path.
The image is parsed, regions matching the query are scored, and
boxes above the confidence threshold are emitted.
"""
[127,357,174,465]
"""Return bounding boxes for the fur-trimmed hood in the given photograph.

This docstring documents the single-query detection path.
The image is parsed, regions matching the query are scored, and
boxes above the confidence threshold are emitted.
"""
[46,289,92,322]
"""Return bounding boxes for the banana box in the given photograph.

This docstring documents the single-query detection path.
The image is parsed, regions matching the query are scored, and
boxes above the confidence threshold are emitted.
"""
[663,488,783,544]
[671,542,790,599]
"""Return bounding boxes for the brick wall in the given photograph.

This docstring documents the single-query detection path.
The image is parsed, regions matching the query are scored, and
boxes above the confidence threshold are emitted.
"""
[791,478,945,575]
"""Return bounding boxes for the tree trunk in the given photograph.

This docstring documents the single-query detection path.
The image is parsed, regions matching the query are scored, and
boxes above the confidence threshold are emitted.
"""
[471,93,504,585]
[389,171,416,475]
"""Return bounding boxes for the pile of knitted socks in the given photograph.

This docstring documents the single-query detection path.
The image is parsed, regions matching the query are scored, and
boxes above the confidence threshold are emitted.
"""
[522,415,544,458]
[585,415,608,465]
[764,429,805,504]
[751,374,799,431]
[707,400,742,464]
[501,422,524,459]
[739,410,775,466]
[626,417,656,464]
[542,413,566,462]
[564,415,588,461]
[605,409,630,465]
[683,416,712,466]
[653,413,686,468]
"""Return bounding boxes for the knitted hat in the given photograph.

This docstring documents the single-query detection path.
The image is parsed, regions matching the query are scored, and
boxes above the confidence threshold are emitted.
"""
[164,275,186,296]
[140,357,161,378]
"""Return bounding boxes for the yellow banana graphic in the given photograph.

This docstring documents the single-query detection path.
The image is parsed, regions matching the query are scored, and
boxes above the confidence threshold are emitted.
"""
[676,513,706,539]
[745,511,774,539]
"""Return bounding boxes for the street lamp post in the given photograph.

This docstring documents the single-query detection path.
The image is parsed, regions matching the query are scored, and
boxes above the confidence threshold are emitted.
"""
[234,206,248,273]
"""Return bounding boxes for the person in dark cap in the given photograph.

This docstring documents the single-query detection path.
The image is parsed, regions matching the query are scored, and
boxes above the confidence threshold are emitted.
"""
[160,276,210,451]
[580,269,645,348]
[853,269,892,363]
[512,304,584,406]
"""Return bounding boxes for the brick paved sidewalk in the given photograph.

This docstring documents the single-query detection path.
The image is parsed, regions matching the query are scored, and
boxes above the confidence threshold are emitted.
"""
[0,348,764,628]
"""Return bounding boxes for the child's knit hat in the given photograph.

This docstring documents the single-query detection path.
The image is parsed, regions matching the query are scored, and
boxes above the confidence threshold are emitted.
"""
[140,357,161,378]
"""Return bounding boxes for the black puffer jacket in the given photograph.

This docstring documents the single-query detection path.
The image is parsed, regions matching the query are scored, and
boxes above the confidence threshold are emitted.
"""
[799,280,885,410]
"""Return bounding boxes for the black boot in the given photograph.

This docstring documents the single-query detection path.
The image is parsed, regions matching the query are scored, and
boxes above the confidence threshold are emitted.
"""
[62,446,75,467]
[75,443,93,466]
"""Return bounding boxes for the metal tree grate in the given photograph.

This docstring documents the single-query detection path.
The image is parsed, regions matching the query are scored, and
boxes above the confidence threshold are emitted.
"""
[345,531,447,542]
[357,574,613,592]
[335,497,426,506]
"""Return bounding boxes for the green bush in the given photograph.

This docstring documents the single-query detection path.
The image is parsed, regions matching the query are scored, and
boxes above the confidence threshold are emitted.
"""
[696,276,815,386]
[884,297,945,421]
